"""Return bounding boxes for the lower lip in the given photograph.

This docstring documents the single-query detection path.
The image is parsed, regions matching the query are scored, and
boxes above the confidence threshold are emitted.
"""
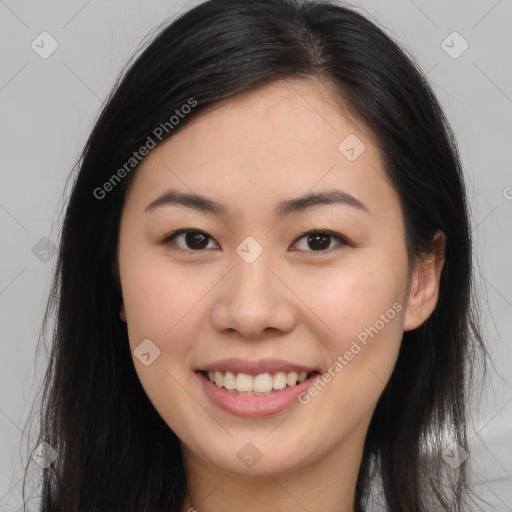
[197,371,319,417]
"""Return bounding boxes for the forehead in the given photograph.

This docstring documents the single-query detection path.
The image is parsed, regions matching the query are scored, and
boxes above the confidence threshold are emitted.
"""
[125,78,398,222]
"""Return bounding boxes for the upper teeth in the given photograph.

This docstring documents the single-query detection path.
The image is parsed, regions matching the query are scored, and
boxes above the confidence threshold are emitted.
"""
[207,370,309,393]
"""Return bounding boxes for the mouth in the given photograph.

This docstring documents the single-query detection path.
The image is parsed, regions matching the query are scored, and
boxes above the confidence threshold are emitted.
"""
[202,369,317,396]
[195,361,321,417]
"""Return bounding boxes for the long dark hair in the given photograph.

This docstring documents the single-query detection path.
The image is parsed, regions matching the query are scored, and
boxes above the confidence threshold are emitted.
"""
[22,0,485,510]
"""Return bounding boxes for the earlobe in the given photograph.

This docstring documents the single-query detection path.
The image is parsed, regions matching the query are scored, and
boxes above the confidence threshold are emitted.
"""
[403,231,445,332]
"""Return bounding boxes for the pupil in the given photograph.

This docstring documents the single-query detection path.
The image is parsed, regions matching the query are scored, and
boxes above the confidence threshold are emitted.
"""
[186,231,208,249]
[308,233,330,251]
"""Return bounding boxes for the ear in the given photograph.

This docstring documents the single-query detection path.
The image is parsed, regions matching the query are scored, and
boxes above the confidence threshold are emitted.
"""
[403,230,445,332]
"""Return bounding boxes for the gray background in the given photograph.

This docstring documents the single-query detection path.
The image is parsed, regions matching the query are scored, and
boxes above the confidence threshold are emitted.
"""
[0,0,511,510]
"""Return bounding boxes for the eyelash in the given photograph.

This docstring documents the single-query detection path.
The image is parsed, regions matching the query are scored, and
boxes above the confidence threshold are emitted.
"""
[161,228,350,254]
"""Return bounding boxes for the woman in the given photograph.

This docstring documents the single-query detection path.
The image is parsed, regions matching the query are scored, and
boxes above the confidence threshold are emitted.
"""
[24,0,486,510]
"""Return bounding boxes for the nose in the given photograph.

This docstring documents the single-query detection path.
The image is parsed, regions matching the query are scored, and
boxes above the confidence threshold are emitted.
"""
[210,249,297,340]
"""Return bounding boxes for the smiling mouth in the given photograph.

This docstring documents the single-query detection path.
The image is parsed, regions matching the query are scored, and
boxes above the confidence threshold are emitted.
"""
[202,370,319,396]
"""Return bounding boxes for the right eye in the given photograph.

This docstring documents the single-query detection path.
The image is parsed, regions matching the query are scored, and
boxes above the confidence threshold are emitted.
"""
[163,229,220,252]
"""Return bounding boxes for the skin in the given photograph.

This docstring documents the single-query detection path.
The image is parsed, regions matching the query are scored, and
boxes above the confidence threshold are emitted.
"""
[117,77,444,512]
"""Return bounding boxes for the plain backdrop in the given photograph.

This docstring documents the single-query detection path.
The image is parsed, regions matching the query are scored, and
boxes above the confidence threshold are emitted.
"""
[0,0,511,510]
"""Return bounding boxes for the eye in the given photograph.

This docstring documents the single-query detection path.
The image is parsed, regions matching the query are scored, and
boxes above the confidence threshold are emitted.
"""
[163,229,219,251]
[162,229,348,253]
[291,230,348,252]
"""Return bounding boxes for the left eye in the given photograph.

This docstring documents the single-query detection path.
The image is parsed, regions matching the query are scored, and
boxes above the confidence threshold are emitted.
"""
[292,231,347,252]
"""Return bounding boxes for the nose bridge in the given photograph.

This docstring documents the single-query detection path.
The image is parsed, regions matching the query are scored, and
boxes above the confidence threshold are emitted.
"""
[210,238,297,337]
[232,238,280,310]
[234,244,272,296]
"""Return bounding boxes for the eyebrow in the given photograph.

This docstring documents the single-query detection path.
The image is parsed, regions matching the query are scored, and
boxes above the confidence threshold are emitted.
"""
[144,188,370,217]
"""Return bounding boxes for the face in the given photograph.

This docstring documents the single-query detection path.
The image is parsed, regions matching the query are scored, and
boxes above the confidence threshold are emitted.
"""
[117,78,439,480]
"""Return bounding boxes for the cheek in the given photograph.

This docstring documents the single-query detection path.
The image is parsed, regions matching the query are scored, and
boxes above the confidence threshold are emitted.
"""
[284,261,406,453]
[292,258,405,345]
[293,255,406,401]
[119,254,210,423]
[120,250,211,346]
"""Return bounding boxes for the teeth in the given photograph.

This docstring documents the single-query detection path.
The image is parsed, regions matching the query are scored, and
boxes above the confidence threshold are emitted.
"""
[235,373,253,392]
[272,371,287,389]
[253,373,273,393]
[286,371,298,386]
[297,371,308,383]
[206,370,311,394]
[224,371,236,389]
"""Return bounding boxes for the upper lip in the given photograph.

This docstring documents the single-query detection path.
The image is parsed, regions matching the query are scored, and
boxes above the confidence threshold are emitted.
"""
[198,358,318,375]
